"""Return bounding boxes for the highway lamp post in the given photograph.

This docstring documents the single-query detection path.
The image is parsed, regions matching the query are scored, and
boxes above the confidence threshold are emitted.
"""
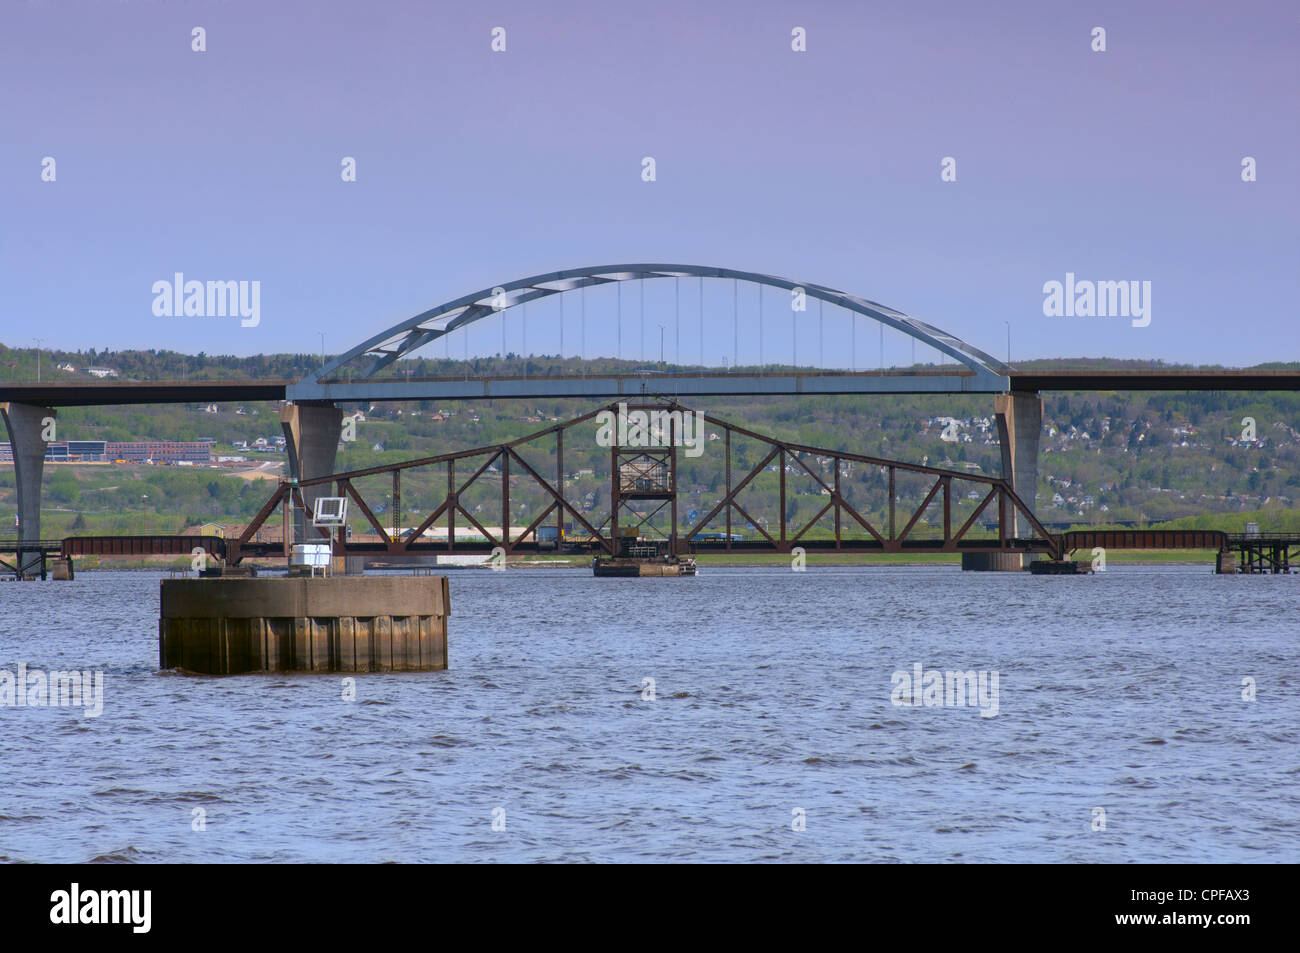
[34,338,43,382]
[1005,321,1011,365]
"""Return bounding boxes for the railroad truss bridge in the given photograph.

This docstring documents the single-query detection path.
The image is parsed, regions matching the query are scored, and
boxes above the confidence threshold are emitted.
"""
[17,402,1293,577]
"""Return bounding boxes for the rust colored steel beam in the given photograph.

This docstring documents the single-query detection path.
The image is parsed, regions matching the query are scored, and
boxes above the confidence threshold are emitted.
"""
[505,447,611,552]
[683,445,779,541]
[1065,529,1228,552]
[60,535,227,558]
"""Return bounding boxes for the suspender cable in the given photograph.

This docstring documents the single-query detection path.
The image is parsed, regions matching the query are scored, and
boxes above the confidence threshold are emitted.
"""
[675,277,680,366]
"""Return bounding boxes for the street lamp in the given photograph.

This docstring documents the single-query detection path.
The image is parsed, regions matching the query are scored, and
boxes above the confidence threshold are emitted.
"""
[318,332,326,369]
[1004,321,1011,366]
[34,338,43,382]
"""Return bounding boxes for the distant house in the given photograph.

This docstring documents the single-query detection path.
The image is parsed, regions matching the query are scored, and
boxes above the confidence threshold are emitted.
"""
[85,367,118,378]
[56,362,76,373]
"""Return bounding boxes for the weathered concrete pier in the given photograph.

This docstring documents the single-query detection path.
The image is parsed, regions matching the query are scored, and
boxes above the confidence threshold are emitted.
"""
[159,575,449,675]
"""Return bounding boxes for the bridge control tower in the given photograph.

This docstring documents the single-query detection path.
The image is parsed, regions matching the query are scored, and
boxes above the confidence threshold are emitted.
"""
[608,406,680,556]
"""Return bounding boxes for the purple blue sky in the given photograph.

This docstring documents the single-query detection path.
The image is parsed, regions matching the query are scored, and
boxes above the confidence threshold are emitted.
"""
[2,0,1296,367]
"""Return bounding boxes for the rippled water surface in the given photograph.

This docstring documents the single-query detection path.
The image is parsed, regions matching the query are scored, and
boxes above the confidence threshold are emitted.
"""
[0,566,1296,863]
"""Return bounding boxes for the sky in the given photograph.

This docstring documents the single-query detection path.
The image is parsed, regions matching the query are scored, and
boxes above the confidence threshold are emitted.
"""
[1,0,1297,369]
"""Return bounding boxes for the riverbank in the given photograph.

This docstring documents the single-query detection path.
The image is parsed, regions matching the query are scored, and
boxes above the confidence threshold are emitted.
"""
[52,548,1227,572]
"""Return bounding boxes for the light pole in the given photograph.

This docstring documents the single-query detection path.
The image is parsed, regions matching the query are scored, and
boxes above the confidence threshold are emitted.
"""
[34,338,43,382]
[1004,321,1011,366]
[658,325,665,365]
[318,332,326,369]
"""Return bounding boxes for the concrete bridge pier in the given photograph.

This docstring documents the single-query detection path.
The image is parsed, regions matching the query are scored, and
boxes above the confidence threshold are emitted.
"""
[0,402,55,578]
[280,402,343,544]
[962,392,1043,571]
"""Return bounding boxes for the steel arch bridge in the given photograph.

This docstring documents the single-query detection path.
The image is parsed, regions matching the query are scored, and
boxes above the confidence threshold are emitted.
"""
[287,264,1012,401]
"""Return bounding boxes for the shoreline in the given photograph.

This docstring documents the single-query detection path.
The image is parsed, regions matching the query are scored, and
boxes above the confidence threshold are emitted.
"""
[26,549,1233,573]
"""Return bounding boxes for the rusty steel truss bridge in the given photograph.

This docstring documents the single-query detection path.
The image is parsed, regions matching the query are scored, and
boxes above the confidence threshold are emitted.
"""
[228,401,1060,562]
[7,401,1293,577]
[14,401,1287,574]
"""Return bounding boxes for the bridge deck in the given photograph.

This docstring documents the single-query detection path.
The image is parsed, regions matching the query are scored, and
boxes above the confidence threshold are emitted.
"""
[2,369,1298,407]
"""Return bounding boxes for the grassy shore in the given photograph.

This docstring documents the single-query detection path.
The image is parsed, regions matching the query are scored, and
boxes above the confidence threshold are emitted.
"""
[49,548,1222,572]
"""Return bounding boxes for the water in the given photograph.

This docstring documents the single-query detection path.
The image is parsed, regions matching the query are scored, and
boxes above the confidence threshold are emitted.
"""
[0,566,1295,863]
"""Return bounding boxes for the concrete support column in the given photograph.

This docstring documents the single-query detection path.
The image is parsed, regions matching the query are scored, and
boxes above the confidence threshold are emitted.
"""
[1,402,56,576]
[995,392,1043,536]
[280,402,342,544]
[968,391,1044,572]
